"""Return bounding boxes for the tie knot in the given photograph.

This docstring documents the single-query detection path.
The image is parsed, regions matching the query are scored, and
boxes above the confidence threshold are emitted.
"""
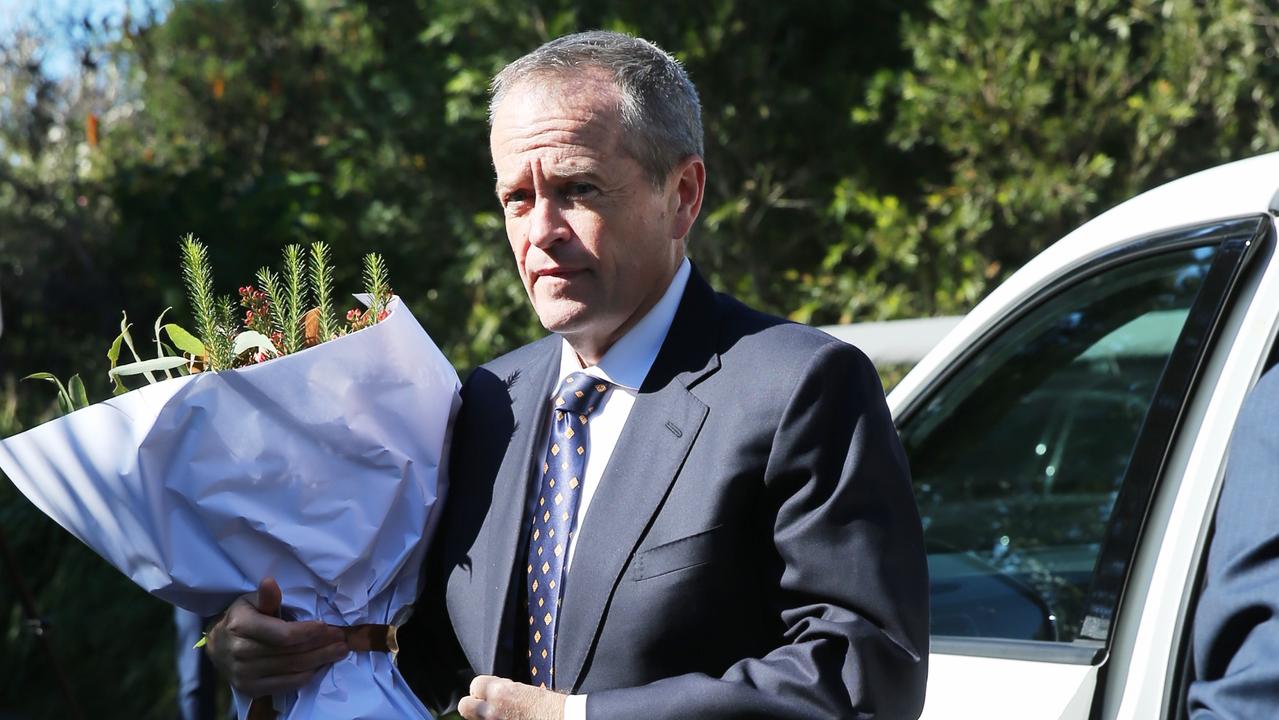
[554,372,611,415]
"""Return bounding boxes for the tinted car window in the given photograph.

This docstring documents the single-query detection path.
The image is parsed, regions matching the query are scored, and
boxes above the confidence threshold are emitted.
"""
[900,245,1215,642]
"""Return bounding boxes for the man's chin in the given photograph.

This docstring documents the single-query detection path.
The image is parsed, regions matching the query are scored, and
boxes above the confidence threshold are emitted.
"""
[534,304,594,336]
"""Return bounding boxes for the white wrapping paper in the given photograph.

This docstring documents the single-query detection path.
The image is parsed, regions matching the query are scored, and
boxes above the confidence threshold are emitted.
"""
[0,297,458,718]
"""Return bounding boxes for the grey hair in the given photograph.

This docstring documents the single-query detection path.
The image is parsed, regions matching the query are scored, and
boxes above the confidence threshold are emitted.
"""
[489,30,703,186]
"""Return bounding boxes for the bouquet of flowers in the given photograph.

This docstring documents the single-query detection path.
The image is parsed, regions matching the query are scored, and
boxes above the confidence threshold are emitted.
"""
[0,235,459,719]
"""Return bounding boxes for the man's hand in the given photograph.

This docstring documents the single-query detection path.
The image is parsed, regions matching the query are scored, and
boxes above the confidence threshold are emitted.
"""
[458,675,567,720]
[204,577,348,696]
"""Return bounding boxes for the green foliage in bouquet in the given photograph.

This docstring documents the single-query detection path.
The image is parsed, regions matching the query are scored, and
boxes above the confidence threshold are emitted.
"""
[364,252,391,320]
[309,242,338,344]
[178,235,393,370]
[22,373,89,416]
[180,234,234,371]
[281,244,307,355]
[25,235,395,412]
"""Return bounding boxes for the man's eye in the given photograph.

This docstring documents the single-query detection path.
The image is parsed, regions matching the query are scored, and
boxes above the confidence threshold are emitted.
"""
[565,182,597,198]
[504,190,530,206]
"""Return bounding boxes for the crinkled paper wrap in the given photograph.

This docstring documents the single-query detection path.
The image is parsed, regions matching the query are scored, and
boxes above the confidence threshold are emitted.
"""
[0,297,459,719]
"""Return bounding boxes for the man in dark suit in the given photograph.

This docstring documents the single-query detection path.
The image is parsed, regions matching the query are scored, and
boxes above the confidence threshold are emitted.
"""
[208,31,928,719]
[1188,366,1279,718]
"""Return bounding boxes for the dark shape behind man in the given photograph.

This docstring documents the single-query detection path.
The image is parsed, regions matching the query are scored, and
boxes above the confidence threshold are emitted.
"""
[1188,366,1279,718]
[209,31,929,720]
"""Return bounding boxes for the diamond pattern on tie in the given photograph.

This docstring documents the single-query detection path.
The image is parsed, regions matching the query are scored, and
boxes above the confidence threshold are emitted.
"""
[526,371,611,689]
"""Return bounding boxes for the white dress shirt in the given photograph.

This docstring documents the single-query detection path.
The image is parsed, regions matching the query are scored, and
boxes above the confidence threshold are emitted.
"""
[546,258,691,719]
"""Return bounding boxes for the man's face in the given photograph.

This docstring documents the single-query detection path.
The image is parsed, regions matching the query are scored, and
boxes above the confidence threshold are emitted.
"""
[490,72,692,359]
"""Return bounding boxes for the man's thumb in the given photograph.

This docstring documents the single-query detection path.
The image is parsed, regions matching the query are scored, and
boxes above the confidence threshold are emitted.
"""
[254,577,282,617]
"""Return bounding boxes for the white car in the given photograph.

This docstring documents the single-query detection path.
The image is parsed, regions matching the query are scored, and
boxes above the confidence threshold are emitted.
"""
[889,152,1279,719]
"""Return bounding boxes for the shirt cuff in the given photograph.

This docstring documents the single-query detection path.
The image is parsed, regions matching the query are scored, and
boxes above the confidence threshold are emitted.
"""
[563,693,587,720]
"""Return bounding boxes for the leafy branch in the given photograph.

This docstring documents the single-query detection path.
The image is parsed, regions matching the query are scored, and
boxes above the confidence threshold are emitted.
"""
[256,266,287,344]
[180,235,234,370]
[364,252,391,318]
[281,244,307,354]
[309,242,337,343]
[26,237,394,416]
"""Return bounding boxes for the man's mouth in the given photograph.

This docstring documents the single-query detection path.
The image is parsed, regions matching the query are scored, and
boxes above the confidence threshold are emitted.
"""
[532,267,585,281]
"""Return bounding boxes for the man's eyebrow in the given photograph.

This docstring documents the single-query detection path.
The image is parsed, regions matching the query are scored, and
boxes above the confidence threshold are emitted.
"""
[551,161,604,180]
[493,160,606,197]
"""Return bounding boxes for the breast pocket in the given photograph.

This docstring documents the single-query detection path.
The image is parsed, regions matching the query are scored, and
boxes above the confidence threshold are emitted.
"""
[630,525,724,582]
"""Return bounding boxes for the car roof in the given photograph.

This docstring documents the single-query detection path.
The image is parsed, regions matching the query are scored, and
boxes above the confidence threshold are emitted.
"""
[890,151,1279,410]
[821,316,964,366]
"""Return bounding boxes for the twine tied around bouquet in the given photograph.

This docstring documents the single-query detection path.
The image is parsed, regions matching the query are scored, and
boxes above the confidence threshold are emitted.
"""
[246,623,399,719]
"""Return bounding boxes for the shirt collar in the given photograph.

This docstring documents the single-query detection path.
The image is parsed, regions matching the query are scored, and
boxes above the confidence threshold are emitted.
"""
[557,257,692,392]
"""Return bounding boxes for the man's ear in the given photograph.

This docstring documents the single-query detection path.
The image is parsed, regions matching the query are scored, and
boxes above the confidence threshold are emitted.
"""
[668,155,705,241]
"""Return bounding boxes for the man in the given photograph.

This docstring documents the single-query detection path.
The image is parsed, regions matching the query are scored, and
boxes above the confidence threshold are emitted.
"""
[1188,366,1279,718]
[209,31,929,719]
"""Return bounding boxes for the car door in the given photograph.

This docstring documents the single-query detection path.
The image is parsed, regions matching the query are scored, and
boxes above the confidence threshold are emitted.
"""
[891,215,1273,720]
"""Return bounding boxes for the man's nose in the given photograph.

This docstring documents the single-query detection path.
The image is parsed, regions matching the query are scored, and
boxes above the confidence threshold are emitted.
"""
[528,195,570,249]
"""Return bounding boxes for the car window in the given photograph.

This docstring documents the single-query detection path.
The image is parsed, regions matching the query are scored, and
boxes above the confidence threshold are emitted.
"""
[899,244,1216,643]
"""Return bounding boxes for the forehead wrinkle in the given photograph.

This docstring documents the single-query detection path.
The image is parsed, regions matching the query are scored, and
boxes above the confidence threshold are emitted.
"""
[497,111,617,149]
[491,78,627,189]
[495,128,615,185]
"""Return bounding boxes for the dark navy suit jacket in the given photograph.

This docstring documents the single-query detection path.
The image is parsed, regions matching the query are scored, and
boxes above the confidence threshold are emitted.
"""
[1189,367,1279,718]
[401,269,929,718]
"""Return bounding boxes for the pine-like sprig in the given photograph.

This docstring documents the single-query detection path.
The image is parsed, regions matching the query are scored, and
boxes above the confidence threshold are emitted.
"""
[255,266,286,343]
[281,244,307,353]
[211,294,236,368]
[179,234,224,369]
[363,252,391,321]
[308,242,337,342]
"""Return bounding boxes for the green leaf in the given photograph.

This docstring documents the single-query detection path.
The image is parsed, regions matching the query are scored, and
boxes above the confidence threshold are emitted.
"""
[22,373,72,410]
[109,356,190,379]
[107,332,129,395]
[117,311,159,385]
[153,308,176,379]
[158,343,191,375]
[163,324,207,357]
[119,312,142,363]
[68,375,90,410]
[232,330,279,358]
[107,331,124,368]
[285,171,322,186]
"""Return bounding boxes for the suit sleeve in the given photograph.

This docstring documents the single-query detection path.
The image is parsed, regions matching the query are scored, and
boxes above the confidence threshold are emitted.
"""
[395,546,472,716]
[585,340,930,719]
[397,373,481,717]
[1188,369,1279,719]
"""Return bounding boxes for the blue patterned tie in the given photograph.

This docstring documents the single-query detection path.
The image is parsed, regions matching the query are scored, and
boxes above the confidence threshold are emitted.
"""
[526,372,611,689]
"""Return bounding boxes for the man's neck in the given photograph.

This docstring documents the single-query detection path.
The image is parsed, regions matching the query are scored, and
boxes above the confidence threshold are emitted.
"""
[563,261,685,366]
[562,257,692,373]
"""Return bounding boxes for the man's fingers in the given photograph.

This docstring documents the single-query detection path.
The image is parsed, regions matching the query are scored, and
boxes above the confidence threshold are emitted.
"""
[236,640,348,678]
[222,594,342,651]
[228,616,343,656]
[461,676,564,720]
[206,581,347,697]
[462,676,502,720]
[469,675,498,700]
[252,576,283,616]
[457,696,491,720]
[230,628,349,664]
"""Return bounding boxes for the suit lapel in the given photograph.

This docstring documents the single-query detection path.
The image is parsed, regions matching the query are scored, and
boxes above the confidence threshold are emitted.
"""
[477,337,560,675]
[555,271,722,691]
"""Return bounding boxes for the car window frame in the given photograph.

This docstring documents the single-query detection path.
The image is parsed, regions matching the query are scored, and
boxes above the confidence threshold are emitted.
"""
[900,214,1273,665]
